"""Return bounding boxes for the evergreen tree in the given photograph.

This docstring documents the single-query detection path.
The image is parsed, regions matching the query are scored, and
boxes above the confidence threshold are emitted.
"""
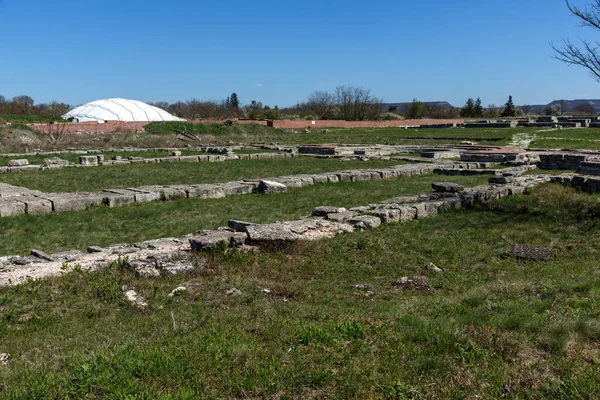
[230,93,239,109]
[460,98,475,117]
[501,95,516,117]
[474,97,484,117]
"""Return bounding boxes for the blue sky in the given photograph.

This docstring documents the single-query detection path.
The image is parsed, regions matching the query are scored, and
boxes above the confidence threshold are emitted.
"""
[0,0,598,107]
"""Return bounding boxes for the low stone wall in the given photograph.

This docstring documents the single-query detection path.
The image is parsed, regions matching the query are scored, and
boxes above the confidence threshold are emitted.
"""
[0,152,294,174]
[0,163,445,218]
[0,173,551,286]
[538,153,596,170]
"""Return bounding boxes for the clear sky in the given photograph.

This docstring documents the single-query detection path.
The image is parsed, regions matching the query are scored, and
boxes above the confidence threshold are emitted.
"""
[0,0,598,108]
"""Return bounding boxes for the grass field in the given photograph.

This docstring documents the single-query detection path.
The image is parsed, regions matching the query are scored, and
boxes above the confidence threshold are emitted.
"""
[0,157,409,193]
[0,174,490,255]
[1,184,600,398]
[529,128,600,150]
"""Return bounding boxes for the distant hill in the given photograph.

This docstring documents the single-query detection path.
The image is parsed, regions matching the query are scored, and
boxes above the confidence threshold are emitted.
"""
[384,99,600,114]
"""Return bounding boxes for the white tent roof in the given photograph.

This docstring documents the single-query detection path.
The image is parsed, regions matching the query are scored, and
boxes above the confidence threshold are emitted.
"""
[62,98,185,123]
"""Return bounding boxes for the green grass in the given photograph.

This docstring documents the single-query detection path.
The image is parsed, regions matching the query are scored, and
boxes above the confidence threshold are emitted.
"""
[143,121,275,136]
[235,126,526,146]
[0,157,409,193]
[0,114,62,124]
[530,128,600,150]
[1,184,600,398]
[0,174,490,255]
[144,123,536,146]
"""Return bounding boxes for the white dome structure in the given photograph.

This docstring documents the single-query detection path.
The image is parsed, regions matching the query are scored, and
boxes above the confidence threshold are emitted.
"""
[62,98,185,123]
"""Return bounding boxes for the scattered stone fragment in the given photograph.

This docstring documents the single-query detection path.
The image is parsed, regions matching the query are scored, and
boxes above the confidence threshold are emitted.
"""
[432,182,465,193]
[489,176,514,184]
[111,156,122,161]
[122,285,148,309]
[312,206,347,217]
[87,246,104,253]
[127,259,161,278]
[168,287,187,298]
[257,180,288,194]
[43,157,69,167]
[30,249,54,262]
[226,288,243,296]
[0,353,9,366]
[512,244,556,261]
[171,150,182,157]
[162,261,195,275]
[425,262,444,273]
[51,250,83,262]
[228,219,258,233]
[348,215,382,229]
[393,276,432,291]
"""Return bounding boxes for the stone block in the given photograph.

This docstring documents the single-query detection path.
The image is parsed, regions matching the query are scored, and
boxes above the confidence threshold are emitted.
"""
[432,182,465,193]
[228,219,258,232]
[257,180,288,194]
[0,199,26,217]
[80,156,98,166]
[312,206,348,217]
[189,231,247,252]
[102,189,137,207]
[7,159,29,167]
[185,184,227,199]
[42,193,104,212]
[348,215,382,229]
[221,182,255,196]
[18,196,53,215]
[179,155,200,162]
[246,224,297,247]
[126,188,161,203]
[8,165,41,173]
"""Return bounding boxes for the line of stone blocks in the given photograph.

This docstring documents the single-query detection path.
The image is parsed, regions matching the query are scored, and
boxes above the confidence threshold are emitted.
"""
[0,163,452,219]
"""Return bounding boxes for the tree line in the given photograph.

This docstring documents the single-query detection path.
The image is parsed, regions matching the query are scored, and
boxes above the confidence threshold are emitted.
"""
[2,89,597,122]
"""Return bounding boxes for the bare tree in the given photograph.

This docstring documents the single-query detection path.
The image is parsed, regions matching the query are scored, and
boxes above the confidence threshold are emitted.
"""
[307,90,337,119]
[334,85,382,121]
[552,1,600,80]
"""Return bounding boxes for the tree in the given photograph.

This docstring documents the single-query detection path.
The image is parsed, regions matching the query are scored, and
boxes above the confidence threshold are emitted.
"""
[573,103,597,115]
[307,90,337,119]
[552,1,600,81]
[474,97,484,117]
[501,95,516,117]
[486,104,500,118]
[230,93,239,109]
[405,99,427,119]
[246,100,263,119]
[334,86,382,121]
[460,98,476,117]
[521,105,532,115]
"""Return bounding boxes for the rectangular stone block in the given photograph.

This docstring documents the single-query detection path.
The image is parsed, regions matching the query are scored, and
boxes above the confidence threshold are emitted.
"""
[179,156,200,162]
[80,156,98,166]
[126,188,161,203]
[18,196,53,215]
[43,193,104,212]
[220,182,255,196]
[185,184,226,199]
[0,199,26,217]
[102,189,138,207]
